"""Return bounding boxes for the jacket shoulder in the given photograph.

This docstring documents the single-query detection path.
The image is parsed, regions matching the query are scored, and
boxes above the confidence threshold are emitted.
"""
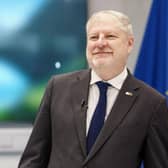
[46,69,90,88]
[51,69,90,82]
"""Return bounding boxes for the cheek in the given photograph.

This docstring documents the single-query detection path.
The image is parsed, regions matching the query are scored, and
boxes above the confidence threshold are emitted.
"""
[86,44,92,60]
[114,43,127,53]
[87,43,94,54]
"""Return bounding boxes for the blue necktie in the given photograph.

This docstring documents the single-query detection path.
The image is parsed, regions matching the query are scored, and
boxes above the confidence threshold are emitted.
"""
[87,81,110,154]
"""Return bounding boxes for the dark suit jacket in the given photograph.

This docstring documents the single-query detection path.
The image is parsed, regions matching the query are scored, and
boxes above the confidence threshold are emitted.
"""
[18,69,168,168]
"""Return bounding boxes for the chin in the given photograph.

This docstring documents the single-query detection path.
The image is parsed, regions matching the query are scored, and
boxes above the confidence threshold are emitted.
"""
[92,57,113,68]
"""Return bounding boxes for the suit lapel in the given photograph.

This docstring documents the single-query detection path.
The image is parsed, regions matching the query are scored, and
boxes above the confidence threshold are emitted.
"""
[84,73,140,164]
[71,69,91,157]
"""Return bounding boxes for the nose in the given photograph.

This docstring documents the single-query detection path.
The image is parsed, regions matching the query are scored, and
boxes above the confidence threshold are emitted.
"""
[96,35,107,48]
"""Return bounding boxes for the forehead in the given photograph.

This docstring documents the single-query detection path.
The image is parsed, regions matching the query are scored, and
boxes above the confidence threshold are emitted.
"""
[87,15,123,33]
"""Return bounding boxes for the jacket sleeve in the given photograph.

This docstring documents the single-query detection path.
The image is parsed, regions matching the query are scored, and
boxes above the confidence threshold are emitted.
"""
[18,77,54,168]
[144,98,168,168]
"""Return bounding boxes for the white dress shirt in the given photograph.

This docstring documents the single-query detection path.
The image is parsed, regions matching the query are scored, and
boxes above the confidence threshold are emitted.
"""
[86,68,128,134]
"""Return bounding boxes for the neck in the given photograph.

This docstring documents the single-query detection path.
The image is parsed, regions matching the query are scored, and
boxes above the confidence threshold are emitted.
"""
[93,67,125,81]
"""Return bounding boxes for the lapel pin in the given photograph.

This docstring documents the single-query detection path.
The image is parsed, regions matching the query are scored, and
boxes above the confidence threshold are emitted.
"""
[125,91,133,96]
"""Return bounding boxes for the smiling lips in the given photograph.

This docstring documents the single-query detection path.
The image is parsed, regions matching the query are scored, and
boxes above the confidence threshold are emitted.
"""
[93,51,113,56]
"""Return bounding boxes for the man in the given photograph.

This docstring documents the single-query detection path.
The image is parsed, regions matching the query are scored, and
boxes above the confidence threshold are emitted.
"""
[18,10,168,168]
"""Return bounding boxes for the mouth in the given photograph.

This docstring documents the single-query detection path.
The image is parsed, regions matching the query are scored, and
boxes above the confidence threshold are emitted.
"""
[93,52,113,56]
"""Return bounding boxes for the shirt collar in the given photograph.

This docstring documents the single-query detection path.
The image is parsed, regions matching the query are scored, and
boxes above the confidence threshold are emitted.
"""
[90,67,128,90]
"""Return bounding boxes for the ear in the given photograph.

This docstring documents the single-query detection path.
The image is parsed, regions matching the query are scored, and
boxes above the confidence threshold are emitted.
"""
[127,36,134,54]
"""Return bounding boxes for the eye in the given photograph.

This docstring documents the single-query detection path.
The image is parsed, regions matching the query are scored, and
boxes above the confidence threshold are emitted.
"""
[106,34,117,39]
[89,35,98,41]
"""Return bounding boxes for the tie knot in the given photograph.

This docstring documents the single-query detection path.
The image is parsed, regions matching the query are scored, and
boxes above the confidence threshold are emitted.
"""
[96,81,110,92]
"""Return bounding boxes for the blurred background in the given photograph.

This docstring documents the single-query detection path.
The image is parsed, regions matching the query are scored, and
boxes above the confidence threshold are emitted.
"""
[1,0,166,167]
[0,0,87,124]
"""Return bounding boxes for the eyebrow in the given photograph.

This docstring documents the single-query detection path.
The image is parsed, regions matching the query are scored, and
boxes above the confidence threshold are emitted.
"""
[88,31,119,36]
